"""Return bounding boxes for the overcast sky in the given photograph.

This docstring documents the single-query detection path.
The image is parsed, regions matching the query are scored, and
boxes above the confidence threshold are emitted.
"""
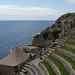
[0,0,75,20]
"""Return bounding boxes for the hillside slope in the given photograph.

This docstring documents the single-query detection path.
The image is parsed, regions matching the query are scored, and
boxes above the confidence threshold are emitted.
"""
[32,13,75,48]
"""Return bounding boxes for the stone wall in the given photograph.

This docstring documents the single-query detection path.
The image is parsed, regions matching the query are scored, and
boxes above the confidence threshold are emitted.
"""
[45,58,61,75]
[38,63,49,75]
[55,48,75,61]
[60,43,75,51]
[50,53,75,75]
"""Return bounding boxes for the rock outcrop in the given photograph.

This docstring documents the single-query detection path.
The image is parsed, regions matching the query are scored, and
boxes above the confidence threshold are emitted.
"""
[32,13,75,48]
[18,45,41,54]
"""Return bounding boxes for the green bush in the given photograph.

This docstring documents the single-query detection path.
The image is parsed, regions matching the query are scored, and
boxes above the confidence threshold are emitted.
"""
[52,30,61,38]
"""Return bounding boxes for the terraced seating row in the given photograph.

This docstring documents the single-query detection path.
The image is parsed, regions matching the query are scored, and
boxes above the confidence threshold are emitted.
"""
[63,41,75,46]
[31,64,42,75]
[46,56,69,75]
[53,51,75,70]
[55,47,75,61]
[60,42,75,51]
[41,61,56,75]
[45,58,61,75]
[58,47,75,54]
[67,38,75,44]
[56,37,75,61]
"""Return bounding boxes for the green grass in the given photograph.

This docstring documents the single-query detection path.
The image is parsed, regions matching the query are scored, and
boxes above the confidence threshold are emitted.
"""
[68,38,75,40]
[63,41,75,46]
[41,61,56,75]
[59,47,75,54]
[47,56,69,75]
[72,35,75,36]
[53,51,75,70]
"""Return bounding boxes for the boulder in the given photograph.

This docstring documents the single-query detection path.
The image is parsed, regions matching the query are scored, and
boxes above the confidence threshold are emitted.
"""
[32,31,53,48]
[19,45,41,54]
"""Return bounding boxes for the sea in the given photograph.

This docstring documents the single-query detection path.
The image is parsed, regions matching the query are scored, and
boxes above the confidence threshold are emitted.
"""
[0,21,55,60]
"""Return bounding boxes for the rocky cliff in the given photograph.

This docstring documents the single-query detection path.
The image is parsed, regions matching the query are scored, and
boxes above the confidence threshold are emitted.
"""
[32,13,75,48]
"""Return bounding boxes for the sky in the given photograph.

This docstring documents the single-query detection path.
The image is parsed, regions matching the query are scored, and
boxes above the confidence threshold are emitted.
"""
[0,0,75,20]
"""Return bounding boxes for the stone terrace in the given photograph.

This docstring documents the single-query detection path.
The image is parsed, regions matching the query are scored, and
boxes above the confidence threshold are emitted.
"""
[18,27,75,75]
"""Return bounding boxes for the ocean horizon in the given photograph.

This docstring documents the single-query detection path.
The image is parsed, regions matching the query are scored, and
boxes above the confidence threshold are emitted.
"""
[0,20,55,60]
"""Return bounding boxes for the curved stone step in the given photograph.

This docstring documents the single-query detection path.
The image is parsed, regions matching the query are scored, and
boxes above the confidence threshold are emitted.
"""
[60,43,75,51]
[29,58,45,75]
[50,53,75,75]
[38,62,49,75]
[24,65,36,75]
[31,64,42,75]
[55,48,75,61]
[45,58,61,75]
[67,39,75,44]
[37,65,45,75]
[25,64,41,75]
[30,65,40,75]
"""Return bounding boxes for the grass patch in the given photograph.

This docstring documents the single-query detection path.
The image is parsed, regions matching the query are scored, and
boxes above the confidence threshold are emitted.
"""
[72,35,75,36]
[68,38,75,40]
[63,41,75,46]
[47,56,69,75]
[53,51,75,70]
[59,47,75,54]
[42,31,50,40]
[35,31,52,40]
[52,30,61,38]
[41,61,56,75]
[28,45,33,46]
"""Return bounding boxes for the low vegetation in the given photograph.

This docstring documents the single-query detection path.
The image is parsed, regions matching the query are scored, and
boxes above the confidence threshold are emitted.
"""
[47,56,69,75]
[35,31,52,40]
[68,38,75,40]
[53,51,75,70]
[41,61,56,75]
[72,35,75,36]
[59,47,75,54]
[52,30,61,38]
[42,31,52,40]
[63,41,75,46]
